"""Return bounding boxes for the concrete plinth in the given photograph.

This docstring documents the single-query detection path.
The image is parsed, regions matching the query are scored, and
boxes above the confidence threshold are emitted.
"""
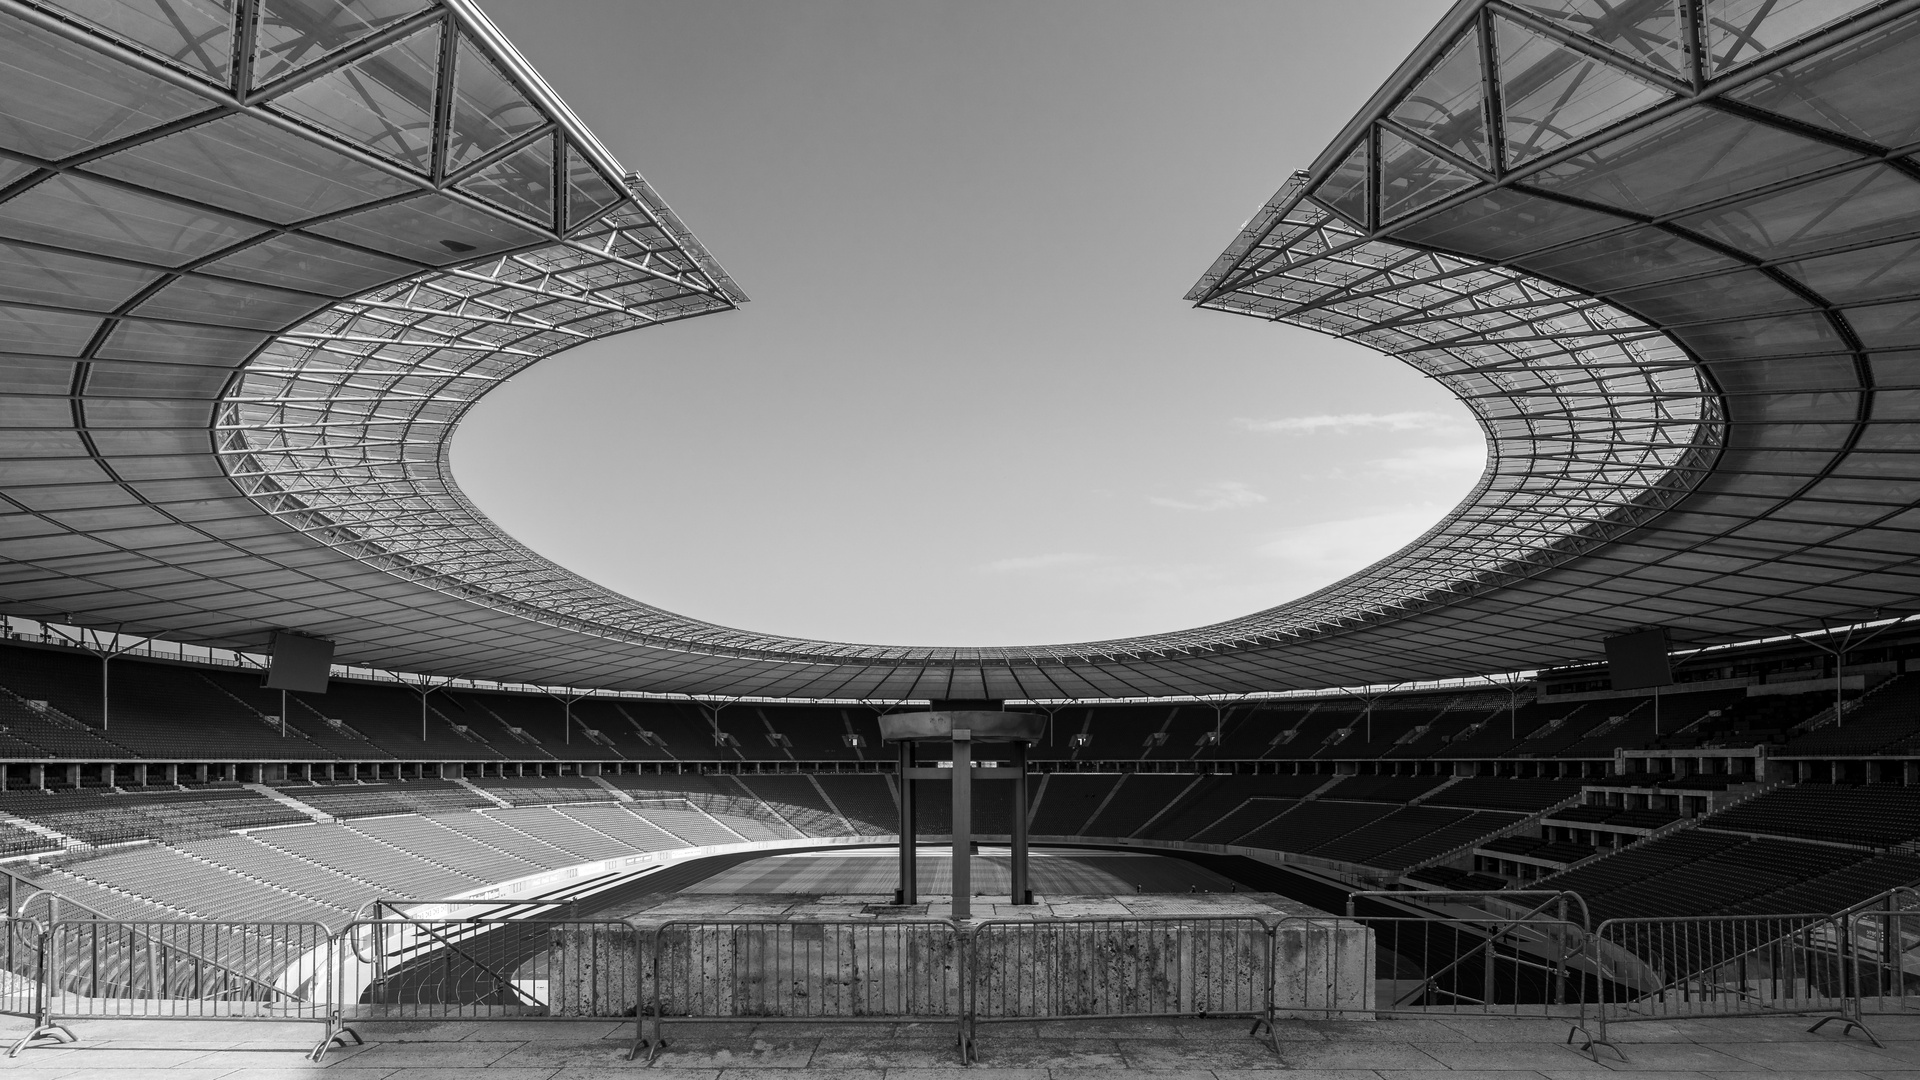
[553,892,1375,1021]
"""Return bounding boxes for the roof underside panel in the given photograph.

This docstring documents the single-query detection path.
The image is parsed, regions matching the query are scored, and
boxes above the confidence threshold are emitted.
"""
[2,0,1918,698]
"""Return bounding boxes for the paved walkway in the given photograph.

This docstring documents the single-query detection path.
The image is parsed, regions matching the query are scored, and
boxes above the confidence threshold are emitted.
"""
[1,1012,1915,1078]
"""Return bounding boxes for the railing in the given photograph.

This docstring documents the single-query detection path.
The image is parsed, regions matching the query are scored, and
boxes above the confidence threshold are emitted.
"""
[1287,913,1589,1023]
[0,904,1911,1066]
[1348,888,1591,930]
[5,919,335,1057]
[1586,912,1880,1059]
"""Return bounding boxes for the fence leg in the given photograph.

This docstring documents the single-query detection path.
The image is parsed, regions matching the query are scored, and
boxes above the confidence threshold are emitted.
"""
[8,930,74,1057]
[308,1008,363,1062]
[1567,932,1623,1064]
[1810,917,1883,1047]
[1810,1013,1883,1047]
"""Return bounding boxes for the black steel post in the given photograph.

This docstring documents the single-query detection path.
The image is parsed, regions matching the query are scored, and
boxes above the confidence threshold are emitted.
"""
[952,729,972,920]
[1010,740,1031,904]
[897,739,917,904]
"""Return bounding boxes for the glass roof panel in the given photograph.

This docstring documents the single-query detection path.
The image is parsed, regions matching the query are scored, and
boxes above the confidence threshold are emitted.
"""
[1778,236,1920,303]
[0,174,263,266]
[1388,27,1490,168]
[1509,224,1745,292]
[94,319,267,364]
[446,34,545,172]
[1842,298,1920,348]
[1675,163,1920,259]
[1704,0,1880,75]
[1307,140,1369,227]
[1725,17,1920,149]
[1378,129,1479,222]
[1510,0,1688,77]
[199,233,416,295]
[0,304,101,356]
[0,241,163,311]
[307,191,544,264]
[1388,187,1627,260]
[45,0,237,83]
[1524,107,1861,217]
[266,22,440,174]
[1609,266,1813,323]
[130,274,333,330]
[562,142,624,231]
[1493,13,1674,167]
[1668,309,1846,359]
[83,112,416,224]
[0,11,215,161]
[252,0,432,86]
[87,357,232,395]
[455,134,553,226]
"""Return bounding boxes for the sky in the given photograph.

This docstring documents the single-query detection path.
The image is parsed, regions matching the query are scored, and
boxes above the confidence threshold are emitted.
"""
[453,0,1474,647]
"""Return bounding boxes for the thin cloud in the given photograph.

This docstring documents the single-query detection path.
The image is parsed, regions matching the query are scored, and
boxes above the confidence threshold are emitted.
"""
[1236,411,1465,434]
[1375,443,1486,477]
[1150,480,1267,512]
[1258,506,1449,573]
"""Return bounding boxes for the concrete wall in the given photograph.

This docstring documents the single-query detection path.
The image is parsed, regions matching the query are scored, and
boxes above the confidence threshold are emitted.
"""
[552,906,1375,1021]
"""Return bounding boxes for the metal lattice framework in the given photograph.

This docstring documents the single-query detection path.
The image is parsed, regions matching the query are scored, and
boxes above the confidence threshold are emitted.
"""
[1183,175,1719,637]
[1,0,1918,700]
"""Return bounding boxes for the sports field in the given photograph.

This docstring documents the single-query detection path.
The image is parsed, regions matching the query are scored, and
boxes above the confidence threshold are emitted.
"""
[680,845,1243,895]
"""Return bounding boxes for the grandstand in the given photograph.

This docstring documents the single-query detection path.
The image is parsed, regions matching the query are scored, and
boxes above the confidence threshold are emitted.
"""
[0,0,1917,1068]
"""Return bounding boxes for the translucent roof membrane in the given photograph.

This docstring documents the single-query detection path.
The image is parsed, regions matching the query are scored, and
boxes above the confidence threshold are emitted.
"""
[1180,0,1920,694]
[2,0,1919,699]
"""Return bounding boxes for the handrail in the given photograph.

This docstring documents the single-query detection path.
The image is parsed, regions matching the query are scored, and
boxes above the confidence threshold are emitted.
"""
[1348,887,1591,933]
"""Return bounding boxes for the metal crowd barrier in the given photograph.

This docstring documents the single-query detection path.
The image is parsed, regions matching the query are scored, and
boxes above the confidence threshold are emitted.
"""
[324,918,641,1058]
[638,918,963,1063]
[1851,906,1920,1016]
[6,920,333,1057]
[1584,912,1880,1059]
[1280,914,1589,1022]
[1,918,60,1057]
[966,915,1278,1062]
[3,902,1910,1064]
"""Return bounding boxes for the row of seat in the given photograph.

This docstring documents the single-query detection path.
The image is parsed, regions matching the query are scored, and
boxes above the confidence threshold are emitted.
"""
[2,640,1856,765]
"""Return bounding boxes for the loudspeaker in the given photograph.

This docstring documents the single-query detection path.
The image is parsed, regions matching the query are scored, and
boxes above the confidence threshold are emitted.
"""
[265,631,333,693]
[1604,627,1672,691]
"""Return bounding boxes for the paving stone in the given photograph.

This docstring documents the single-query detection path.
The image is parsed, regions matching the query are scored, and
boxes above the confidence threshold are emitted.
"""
[336,1041,523,1067]
[1,1046,227,1068]
[1305,1019,1476,1042]
[965,1037,1128,1068]
[1211,1071,1383,1080]
[808,1034,963,1068]
[643,1037,820,1069]
[1115,1038,1280,1070]
[1275,1042,1449,1070]
[206,1070,402,1080]
[1702,1042,1912,1070]
[0,1010,1891,1078]
[1411,1041,1610,1070]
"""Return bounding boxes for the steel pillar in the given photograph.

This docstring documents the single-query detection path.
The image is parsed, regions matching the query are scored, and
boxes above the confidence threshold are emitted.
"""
[896,740,917,904]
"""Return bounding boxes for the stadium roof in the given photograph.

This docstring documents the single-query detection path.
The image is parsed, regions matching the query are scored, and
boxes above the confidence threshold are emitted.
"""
[2,0,1918,700]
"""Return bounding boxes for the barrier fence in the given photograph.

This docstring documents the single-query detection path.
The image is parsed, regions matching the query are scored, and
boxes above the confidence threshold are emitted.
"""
[0,905,1910,1064]
[966,916,1277,1062]
[640,918,962,1063]
[1292,914,1590,1021]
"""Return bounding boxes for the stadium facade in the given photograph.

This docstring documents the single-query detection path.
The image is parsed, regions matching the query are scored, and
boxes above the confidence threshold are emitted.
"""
[0,0,1917,705]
